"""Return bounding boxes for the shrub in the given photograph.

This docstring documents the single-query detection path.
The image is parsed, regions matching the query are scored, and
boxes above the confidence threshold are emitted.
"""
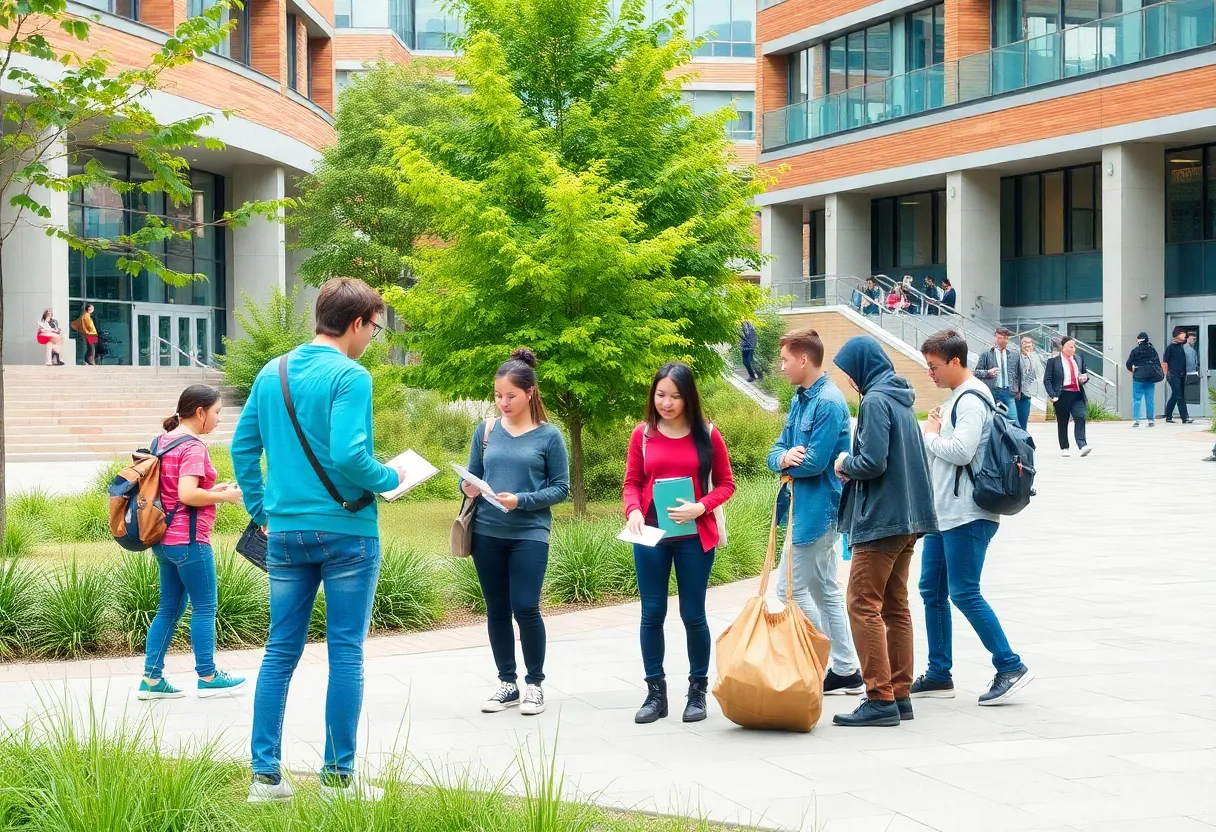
[48,491,113,544]
[577,419,633,503]
[213,502,250,536]
[375,389,479,501]
[1086,400,1121,421]
[0,559,39,659]
[5,510,47,558]
[703,380,784,480]
[9,487,55,530]
[715,479,779,584]
[33,561,111,658]
[214,548,269,647]
[546,518,634,604]
[111,552,160,651]
[445,556,486,614]
[220,286,313,398]
[308,591,327,640]
[373,542,445,631]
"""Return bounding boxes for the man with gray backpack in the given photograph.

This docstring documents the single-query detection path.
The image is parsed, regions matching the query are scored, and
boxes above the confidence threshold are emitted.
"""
[912,330,1033,707]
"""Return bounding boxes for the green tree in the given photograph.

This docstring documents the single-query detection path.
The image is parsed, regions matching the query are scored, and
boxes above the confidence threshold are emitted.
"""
[0,0,284,540]
[296,0,764,512]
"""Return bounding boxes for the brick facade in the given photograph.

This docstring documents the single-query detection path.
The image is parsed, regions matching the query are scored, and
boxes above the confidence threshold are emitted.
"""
[309,37,335,113]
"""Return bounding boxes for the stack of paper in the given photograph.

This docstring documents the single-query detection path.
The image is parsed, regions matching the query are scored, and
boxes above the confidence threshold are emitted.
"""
[450,463,510,512]
[379,450,440,502]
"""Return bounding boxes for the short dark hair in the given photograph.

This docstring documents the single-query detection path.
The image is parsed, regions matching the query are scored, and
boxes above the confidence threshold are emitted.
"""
[315,277,386,337]
[920,329,969,366]
[1174,326,1187,338]
[1060,335,1074,347]
[941,279,951,288]
[779,327,825,367]
[995,327,1012,337]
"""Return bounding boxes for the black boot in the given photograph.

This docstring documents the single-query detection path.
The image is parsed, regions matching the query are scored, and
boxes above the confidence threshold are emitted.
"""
[683,677,708,723]
[634,679,668,724]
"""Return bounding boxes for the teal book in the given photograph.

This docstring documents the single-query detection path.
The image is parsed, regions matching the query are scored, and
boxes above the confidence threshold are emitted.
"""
[652,477,697,539]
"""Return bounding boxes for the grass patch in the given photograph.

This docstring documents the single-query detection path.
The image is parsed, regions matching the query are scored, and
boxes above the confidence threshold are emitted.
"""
[0,559,39,659]
[214,547,270,647]
[372,542,445,631]
[445,555,486,615]
[111,551,160,651]
[32,560,111,658]
[545,518,635,605]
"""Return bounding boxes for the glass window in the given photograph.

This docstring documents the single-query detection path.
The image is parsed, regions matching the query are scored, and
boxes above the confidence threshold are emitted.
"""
[415,0,461,50]
[846,31,866,89]
[810,210,826,275]
[1064,0,1099,26]
[1019,174,1042,257]
[909,6,935,70]
[1207,147,1216,241]
[287,14,298,91]
[1043,170,1065,254]
[933,4,945,64]
[872,198,896,270]
[1069,165,1096,251]
[1001,177,1017,258]
[935,190,946,263]
[690,0,753,57]
[866,22,892,83]
[993,0,1024,46]
[828,38,847,94]
[1167,153,1204,242]
[898,193,934,266]
[787,48,813,104]
[335,0,351,27]
[389,0,413,46]
[189,0,250,65]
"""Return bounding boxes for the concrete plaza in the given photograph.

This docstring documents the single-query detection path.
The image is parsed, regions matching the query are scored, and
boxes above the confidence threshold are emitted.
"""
[1,420,1214,831]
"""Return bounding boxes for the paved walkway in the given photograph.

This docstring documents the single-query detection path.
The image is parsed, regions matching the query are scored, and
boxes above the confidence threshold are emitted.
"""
[3,421,1216,831]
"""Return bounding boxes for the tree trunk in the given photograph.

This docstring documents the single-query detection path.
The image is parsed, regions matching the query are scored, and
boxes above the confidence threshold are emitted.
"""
[568,413,586,516]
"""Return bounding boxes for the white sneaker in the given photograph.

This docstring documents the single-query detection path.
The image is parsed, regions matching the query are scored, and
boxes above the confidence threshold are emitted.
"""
[1132,421,1140,427]
[321,777,384,803]
[1080,446,1093,457]
[520,684,546,716]
[481,681,520,713]
[248,776,294,803]
[1061,450,1070,457]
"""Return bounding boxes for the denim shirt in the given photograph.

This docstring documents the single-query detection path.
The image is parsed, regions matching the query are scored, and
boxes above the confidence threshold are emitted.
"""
[766,374,852,545]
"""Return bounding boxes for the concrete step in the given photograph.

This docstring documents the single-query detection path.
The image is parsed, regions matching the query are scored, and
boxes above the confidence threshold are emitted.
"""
[5,427,237,440]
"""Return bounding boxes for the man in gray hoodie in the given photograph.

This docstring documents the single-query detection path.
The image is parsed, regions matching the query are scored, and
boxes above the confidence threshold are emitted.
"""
[832,335,938,727]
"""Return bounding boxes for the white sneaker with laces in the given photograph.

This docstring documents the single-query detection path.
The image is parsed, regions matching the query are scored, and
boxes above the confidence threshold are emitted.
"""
[1080,446,1093,457]
[520,684,545,716]
[481,681,520,713]
[248,776,294,803]
[1061,450,1070,457]
[321,777,384,803]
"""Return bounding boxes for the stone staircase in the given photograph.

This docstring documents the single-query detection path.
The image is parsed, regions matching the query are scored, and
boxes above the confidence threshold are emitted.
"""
[3,365,238,462]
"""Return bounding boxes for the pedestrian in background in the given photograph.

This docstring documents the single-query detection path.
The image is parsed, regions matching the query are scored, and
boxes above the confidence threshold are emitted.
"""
[740,320,762,382]
[1125,332,1163,428]
[1015,336,1037,430]
[1163,327,1193,424]
[1044,336,1092,457]
[975,327,1022,418]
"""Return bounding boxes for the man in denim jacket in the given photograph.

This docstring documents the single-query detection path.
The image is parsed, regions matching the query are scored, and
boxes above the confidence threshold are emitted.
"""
[767,327,863,696]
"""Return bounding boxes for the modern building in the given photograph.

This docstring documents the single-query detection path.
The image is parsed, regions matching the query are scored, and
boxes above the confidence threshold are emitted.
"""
[3,0,337,368]
[755,0,1216,415]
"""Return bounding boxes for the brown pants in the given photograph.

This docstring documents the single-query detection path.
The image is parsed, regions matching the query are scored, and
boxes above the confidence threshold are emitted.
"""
[847,534,916,702]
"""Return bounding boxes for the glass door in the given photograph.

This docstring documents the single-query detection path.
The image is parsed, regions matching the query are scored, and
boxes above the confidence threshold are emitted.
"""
[1166,316,1216,417]
[136,311,153,366]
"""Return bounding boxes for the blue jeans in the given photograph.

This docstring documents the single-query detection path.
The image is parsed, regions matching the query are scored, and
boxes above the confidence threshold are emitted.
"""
[1132,380,1156,421]
[251,532,381,779]
[634,537,715,681]
[1014,394,1032,431]
[471,533,548,685]
[777,527,859,676]
[144,542,217,679]
[919,520,1021,681]
[992,387,1016,419]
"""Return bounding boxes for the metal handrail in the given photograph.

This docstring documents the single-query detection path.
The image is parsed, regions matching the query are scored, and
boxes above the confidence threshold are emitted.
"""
[151,335,217,380]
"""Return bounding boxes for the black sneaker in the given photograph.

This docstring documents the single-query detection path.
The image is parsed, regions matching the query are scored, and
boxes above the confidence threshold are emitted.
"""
[909,674,955,699]
[1204,455,1216,462]
[481,681,520,713]
[1184,419,1196,424]
[823,669,865,696]
[978,665,1034,706]
[895,697,913,721]
[832,697,900,727]
[1166,418,1177,423]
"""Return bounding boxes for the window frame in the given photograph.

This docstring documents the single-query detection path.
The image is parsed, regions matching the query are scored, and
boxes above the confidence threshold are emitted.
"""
[286,13,299,92]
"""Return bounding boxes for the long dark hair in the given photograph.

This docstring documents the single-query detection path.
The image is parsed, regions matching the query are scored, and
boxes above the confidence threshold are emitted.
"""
[496,348,548,424]
[645,362,714,492]
[164,385,221,432]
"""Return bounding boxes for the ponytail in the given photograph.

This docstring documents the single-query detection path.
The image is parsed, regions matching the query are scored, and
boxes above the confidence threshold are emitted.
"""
[166,384,221,433]
[163,413,182,432]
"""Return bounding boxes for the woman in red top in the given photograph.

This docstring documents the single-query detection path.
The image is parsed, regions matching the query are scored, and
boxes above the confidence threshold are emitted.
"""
[623,362,735,725]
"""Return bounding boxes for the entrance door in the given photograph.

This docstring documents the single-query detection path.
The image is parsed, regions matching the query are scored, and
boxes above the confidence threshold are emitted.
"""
[1165,316,1216,418]
[133,307,211,368]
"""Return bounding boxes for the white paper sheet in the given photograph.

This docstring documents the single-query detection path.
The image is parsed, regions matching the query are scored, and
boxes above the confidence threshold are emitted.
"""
[379,450,440,502]
[450,463,510,513]
[616,525,666,547]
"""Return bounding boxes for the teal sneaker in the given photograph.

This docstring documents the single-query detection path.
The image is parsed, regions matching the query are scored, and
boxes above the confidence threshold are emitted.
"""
[137,678,186,701]
[198,670,247,699]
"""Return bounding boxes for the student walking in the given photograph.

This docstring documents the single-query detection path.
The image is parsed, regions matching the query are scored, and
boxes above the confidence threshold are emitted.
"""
[465,349,570,717]
[73,303,98,365]
[913,330,1033,706]
[1125,332,1163,427]
[233,277,410,804]
[1014,336,1038,431]
[767,328,863,696]
[831,336,937,727]
[36,309,65,366]
[624,362,736,725]
[974,327,1022,417]
[138,385,247,702]
[1163,327,1194,424]
[740,320,762,381]
[1043,336,1092,457]
[939,279,956,313]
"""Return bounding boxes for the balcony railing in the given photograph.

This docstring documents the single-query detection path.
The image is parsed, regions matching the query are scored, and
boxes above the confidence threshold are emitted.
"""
[762,0,1216,151]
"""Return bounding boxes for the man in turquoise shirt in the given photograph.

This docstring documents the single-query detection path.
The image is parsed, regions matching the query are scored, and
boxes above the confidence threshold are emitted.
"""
[767,327,863,697]
[233,277,404,805]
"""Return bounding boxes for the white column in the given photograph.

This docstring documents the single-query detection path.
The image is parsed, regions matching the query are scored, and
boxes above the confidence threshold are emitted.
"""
[1103,143,1165,417]
[759,203,803,291]
[824,192,870,303]
[946,169,1001,319]
[285,223,318,327]
[2,135,70,365]
[230,165,286,338]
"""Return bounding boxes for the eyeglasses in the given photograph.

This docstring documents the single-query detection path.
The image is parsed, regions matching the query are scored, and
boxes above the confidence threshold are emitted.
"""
[926,362,947,374]
[371,321,386,339]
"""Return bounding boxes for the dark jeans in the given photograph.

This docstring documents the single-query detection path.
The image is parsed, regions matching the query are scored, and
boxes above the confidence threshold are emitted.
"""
[633,536,715,681]
[472,533,548,685]
[1054,390,1087,449]
[919,520,1021,681]
[846,534,915,702]
[1166,375,1190,421]
[741,348,758,379]
[252,532,381,779]
[992,387,1016,419]
[1014,394,1032,431]
[144,542,217,679]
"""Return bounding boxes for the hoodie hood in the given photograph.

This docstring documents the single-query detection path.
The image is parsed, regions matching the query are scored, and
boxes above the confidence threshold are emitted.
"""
[833,335,916,407]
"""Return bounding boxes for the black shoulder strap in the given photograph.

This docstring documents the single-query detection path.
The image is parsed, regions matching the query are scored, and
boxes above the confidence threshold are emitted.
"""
[949,389,995,497]
[278,354,374,514]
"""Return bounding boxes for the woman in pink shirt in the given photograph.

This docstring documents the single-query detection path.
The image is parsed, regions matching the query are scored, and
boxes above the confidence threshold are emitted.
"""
[138,385,247,701]
[623,362,735,726]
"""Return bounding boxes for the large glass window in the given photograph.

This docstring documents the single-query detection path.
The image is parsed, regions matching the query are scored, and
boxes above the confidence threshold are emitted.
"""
[415,0,462,49]
[1165,144,1216,297]
[76,0,138,19]
[189,0,250,65]
[787,47,813,104]
[683,91,756,140]
[688,0,754,57]
[1168,151,1204,242]
[871,190,946,273]
[286,14,299,91]
[335,0,350,27]
[822,4,943,91]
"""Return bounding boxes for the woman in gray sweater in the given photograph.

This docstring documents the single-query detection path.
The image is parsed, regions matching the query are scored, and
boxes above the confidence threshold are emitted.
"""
[462,348,570,717]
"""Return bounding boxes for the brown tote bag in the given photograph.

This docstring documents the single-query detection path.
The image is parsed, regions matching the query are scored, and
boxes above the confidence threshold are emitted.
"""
[712,475,832,732]
[449,418,494,557]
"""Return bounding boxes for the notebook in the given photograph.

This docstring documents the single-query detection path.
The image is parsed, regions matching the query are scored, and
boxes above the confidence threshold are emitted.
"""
[379,450,440,502]
[652,476,697,538]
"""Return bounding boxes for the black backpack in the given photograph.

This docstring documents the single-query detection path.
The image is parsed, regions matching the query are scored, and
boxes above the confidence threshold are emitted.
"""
[949,390,1037,516]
